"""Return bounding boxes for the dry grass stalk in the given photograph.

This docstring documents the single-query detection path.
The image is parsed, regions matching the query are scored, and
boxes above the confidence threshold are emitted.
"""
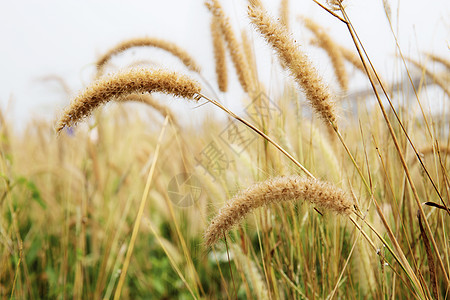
[96,37,201,76]
[248,2,338,128]
[0,107,10,153]
[205,0,252,92]
[211,17,228,92]
[204,176,353,247]
[382,0,392,20]
[302,17,348,91]
[117,94,179,127]
[417,213,439,300]
[56,68,201,132]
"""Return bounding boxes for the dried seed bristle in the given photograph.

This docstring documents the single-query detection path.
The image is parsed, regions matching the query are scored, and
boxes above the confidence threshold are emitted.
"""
[204,176,353,247]
[206,0,252,92]
[96,37,201,76]
[248,4,337,128]
[241,30,258,85]
[211,17,228,92]
[279,0,289,31]
[302,17,348,91]
[56,68,201,132]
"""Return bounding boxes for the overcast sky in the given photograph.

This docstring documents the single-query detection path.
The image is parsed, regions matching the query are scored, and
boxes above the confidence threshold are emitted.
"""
[0,0,448,130]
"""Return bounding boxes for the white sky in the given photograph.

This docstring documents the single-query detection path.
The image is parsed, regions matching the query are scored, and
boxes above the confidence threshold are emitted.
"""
[0,0,448,130]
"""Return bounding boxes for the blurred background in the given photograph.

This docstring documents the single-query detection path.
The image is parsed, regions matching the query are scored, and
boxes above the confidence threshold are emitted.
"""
[0,0,448,131]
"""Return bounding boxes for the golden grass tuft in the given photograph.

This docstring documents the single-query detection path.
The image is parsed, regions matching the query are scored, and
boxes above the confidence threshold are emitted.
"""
[302,17,348,91]
[6,2,449,299]
[204,175,353,247]
[248,3,338,128]
[96,37,202,76]
[205,0,252,92]
[56,68,201,132]
[210,17,228,92]
[279,0,289,31]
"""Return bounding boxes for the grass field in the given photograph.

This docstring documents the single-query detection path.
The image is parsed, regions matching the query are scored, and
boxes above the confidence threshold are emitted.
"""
[1,0,449,299]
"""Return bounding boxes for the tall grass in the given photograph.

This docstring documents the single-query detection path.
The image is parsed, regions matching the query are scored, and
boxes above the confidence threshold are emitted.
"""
[1,0,449,299]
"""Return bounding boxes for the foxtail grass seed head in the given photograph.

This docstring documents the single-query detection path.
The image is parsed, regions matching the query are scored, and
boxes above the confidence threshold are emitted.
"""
[336,43,365,72]
[406,57,450,97]
[405,57,450,97]
[327,0,344,11]
[211,17,228,92]
[204,176,353,247]
[330,43,383,85]
[231,244,269,300]
[206,0,252,92]
[241,30,258,84]
[96,37,201,76]
[302,17,348,92]
[248,4,338,128]
[425,52,450,70]
[279,0,289,31]
[56,68,201,132]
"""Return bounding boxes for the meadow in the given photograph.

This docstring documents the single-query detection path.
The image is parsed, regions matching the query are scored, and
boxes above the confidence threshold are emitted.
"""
[1,0,449,299]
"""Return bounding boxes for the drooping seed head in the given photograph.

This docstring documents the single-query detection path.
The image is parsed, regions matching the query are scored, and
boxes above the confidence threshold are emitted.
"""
[204,175,353,247]
[56,68,201,132]
[96,37,201,76]
[406,57,450,97]
[206,0,252,92]
[210,17,228,92]
[248,3,338,128]
[302,17,348,92]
